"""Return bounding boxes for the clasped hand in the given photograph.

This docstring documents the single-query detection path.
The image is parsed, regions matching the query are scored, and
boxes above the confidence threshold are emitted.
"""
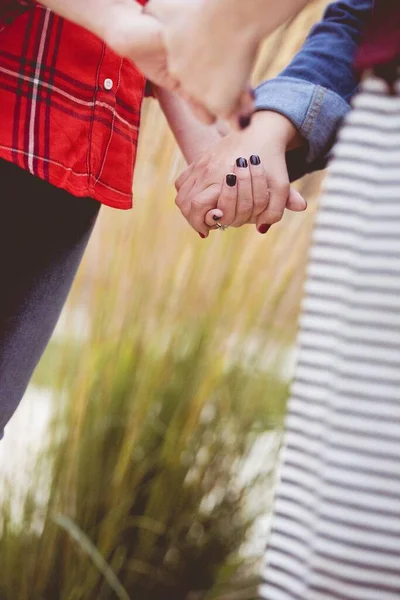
[174,111,307,238]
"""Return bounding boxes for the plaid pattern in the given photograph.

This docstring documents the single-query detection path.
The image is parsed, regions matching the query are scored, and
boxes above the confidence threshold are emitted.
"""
[0,0,32,30]
[0,1,147,209]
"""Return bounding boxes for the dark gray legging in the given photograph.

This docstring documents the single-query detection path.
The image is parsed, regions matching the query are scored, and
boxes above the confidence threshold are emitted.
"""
[0,159,100,437]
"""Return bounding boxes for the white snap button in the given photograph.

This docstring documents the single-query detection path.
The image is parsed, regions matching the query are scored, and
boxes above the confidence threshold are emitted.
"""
[104,78,113,91]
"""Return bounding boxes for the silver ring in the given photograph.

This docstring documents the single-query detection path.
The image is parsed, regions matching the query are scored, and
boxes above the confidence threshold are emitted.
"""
[215,222,229,231]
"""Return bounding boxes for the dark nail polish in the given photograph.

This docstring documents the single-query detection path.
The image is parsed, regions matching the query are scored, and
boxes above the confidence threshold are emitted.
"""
[226,173,237,187]
[239,115,251,129]
[258,224,270,235]
[250,154,261,166]
[236,157,248,168]
[213,214,222,221]
[199,232,206,238]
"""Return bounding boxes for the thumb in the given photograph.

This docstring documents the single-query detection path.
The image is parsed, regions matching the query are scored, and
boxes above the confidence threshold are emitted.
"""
[285,186,307,212]
[205,208,224,228]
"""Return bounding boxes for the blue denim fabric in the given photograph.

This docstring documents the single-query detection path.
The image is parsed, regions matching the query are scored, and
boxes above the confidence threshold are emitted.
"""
[255,0,374,178]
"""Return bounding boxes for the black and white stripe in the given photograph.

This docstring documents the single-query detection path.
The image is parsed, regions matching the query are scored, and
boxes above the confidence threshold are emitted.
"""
[260,75,400,600]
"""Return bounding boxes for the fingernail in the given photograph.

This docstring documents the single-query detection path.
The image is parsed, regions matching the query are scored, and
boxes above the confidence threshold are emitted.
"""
[213,215,222,221]
[239,115,251,129]
[226,173,237,187]
[258,224,270,235]
[250,154,261,166]
[199,232,206,238]
[236,157,248,168]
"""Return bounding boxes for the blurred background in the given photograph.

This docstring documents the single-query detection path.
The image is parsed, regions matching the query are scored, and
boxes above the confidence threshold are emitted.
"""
[0,2,329,599]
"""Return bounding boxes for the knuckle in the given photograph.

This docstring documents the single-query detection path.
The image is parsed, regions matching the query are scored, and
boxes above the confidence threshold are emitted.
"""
[232,217,246,228]
[254,193,269,210]
[175,194,184,208]
[265,208,284,224]
[192,199,204,211]
[181,206,190,219]
[237,203,252,217]
[250,168,265,180]
[197,154,209,169]
[175,174,186,191]
[192,197,211,212]
[273,180,290,198]
[221,213,235,226]
[237,169,251,182]
[203,164,214,180]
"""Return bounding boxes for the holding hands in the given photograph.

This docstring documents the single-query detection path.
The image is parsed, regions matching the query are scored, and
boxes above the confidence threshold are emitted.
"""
[175,111,307,238]
[40,0,308,236]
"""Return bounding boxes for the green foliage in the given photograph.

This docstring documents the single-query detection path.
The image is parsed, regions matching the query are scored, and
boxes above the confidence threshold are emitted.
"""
[1,327,286,600]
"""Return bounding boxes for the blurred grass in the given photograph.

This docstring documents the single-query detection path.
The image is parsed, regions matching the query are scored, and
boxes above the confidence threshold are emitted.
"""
[0,2,330,599]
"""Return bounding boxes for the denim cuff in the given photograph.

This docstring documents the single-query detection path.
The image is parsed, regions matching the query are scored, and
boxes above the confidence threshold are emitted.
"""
[254,76,351,169]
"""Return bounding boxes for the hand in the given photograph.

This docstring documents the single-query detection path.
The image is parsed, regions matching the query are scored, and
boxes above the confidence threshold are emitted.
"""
[145,0,257,127]
[175,110,307,238]
[105,4,178,92]
[39,0,177,91]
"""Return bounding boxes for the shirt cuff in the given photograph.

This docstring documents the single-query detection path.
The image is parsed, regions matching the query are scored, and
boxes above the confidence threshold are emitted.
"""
[254,76,351,171]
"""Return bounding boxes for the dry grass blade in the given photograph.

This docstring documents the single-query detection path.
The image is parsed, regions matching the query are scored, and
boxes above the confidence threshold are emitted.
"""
[53,513,131,600]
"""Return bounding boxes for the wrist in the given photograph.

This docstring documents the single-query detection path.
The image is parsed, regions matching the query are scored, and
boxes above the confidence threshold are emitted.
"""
[251,110,304,152]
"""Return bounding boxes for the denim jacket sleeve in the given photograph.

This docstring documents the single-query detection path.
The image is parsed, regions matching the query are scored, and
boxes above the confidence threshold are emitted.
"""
[255,0,373,179]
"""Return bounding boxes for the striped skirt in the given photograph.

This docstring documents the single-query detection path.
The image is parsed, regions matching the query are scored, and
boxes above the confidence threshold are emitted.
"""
[260,74,400,600]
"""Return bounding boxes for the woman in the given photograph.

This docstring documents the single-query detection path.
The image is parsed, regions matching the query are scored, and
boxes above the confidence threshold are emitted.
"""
[258,3,400,598]
[173,0,400,597]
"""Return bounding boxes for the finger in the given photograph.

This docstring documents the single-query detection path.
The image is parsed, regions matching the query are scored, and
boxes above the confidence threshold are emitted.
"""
[286,187,307,212]
[205,208,224,228]
[178,87,217,125]
[175,174,198,222]
[248,154,269,219]
[185,95,217,126]
[189,184,220,238]
[238,87,255,129]
[231,157,253,227]
[217,173,238,227]
[175,163,194,192]
[254,186,307,235]
[256,172,290,233]
[227,88,255,130]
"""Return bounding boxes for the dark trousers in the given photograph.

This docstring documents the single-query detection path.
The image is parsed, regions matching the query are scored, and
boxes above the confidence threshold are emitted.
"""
[0,159,100,437]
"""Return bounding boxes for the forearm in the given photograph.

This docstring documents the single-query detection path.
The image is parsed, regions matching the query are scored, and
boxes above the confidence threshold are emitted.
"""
[208,0,310,41]
[156,87,222,164]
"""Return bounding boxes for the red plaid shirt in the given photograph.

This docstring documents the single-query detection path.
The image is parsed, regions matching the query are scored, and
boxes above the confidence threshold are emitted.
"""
[0,1,147,209]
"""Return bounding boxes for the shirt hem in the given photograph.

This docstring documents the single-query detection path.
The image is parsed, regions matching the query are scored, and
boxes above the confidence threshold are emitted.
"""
[0,151,133,210]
